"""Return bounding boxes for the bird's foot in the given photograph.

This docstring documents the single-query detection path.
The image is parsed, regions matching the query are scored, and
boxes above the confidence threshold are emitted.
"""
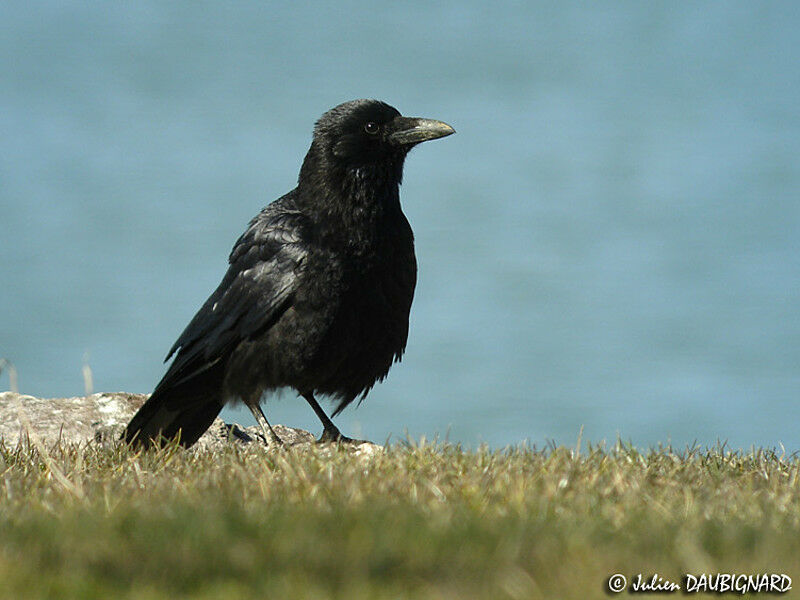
[265,432,285,448]
[253,424,284,448]
[316,426,366,445]
[248,403,285,448]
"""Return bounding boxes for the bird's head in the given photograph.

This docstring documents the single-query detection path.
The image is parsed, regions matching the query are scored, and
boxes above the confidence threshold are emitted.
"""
[309,99,455,170]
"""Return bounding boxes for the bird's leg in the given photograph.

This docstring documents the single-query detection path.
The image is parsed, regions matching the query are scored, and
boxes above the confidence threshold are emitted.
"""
[301,392,357,444]
[248,403,284,447]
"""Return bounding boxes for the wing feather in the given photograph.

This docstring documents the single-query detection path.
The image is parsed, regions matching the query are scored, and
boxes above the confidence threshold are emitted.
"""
[155,194,307,398]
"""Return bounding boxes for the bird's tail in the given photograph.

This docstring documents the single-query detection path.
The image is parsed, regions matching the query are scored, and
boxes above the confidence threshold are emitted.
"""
[123,362,226,448]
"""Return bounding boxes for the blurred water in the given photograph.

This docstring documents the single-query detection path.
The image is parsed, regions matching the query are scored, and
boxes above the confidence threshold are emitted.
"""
[2,2,799,449]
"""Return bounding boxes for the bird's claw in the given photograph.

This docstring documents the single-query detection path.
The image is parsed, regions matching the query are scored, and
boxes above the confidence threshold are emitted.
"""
[257,430,284,448]
[316,428,365,445]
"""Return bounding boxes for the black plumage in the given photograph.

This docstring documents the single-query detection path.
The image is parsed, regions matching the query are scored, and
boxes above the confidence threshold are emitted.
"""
[124,99,454,448]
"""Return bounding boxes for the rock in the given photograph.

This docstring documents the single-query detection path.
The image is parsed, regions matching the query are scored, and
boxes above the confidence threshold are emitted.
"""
[0,391,145,447]
[196,420,316,450]
[0,391,382,454]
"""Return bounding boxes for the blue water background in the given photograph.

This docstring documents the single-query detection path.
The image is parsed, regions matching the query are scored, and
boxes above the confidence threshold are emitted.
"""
[2,2,799,449]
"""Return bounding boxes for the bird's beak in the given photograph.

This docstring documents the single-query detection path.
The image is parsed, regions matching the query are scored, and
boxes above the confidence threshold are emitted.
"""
[388,117,456,146]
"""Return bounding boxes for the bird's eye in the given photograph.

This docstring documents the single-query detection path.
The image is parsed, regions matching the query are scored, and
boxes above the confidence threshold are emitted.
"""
[364,122,380,135]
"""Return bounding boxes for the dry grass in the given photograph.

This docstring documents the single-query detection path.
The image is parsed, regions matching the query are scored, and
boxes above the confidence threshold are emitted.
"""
[1,438,799,599]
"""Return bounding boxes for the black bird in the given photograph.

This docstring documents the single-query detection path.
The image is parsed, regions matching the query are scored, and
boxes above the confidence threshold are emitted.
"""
[124,99,454,448]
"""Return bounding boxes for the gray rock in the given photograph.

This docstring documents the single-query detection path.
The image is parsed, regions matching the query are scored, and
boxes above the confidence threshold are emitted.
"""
[0,391,381,454]
[0,391,146,446]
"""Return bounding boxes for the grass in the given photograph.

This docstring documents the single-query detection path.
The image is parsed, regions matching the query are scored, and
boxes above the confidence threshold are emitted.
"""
[1,438,799,599]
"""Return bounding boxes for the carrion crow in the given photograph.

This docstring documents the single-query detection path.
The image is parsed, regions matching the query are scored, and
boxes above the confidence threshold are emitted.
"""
[124,99,454,448]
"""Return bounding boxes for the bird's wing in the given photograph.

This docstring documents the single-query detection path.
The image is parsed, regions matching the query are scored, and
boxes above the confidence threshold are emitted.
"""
[154,198,307,397]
